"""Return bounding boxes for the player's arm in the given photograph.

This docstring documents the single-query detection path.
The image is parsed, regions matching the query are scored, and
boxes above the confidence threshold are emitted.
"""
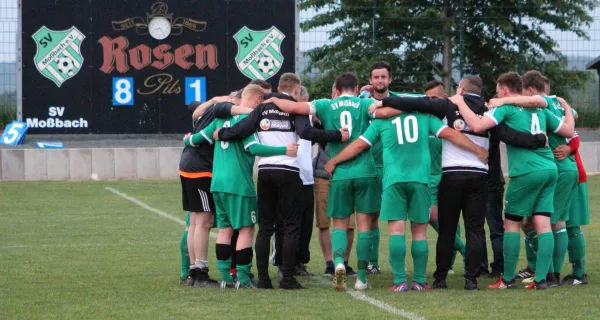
[449,95,497,133]
[262,97,312,115]
[212,102,253,118]
[554,97,575,138]
[325,139,371,176]
[294,115,347,143]
[438,127,488,164]
[487,95,547,109]
[183,120,217,147]
[217,107,263,141]
[192,96,231,120]
[372,106,403,119]
[491,123,547,149]
[243,134,298,157]
[380,96,448,119]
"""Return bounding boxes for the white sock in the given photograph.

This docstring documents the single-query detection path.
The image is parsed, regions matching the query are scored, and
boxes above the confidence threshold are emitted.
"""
[195,260,209,269]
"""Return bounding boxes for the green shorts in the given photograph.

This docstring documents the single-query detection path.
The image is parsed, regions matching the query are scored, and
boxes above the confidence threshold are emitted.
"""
[213,192,257,229]
[327,177,381,219]
[380,182,430,223]
[505,170,557,217]
[567,182,590,227]
[552,171,579,224]
[376,167,384,189]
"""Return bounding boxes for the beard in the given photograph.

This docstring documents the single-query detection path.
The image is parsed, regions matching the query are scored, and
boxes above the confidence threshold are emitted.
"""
[373,85,388,94]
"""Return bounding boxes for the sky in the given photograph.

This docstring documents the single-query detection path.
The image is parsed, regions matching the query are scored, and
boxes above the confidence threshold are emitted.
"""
[2,1,600,63]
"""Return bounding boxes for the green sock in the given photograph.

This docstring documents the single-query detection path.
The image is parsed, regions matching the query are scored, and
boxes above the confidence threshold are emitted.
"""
[236,263,252,285]
[180,230,190,279]
[524,230,537,271]
[389,235,406,285]
[217,258,234,283]
[411,240,429,285]
[369,227,380,268]
[534,232,555,283]
[332,229,348,267]
[553,227,568,273]
[455,224,466,256]
[502,232,520,283]
[567,227,586,277]
[429,220,439,233]
[357,232,370,283]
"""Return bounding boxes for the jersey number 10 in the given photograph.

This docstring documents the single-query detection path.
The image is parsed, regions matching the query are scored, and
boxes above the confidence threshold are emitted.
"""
[392,115,418,144]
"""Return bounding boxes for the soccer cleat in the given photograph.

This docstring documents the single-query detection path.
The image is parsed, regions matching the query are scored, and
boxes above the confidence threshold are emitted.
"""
[367,264,381,275]
[219,281,235,289]
[185,268,198,286]
[279,277,305,290]
[193,269,219,288]
[257,278,274,289]
[389,282,409,292]
[546,272,562,288]
[411,282,431,291]
[522,276,535,284]
[487,278,517,290]
[235,281,257,289]
[295,264,315,276]
[562,274,588,286]
[354,278,371,291]
[464,279,479,291]
[431,279,448,289]
[324,266,335,277]
[346,265,357,277]
[516,267,535,279]
[525,280,548,290]
[333,263,347,292]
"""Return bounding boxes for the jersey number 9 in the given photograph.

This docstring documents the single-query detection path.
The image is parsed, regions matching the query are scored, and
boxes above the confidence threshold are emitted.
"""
[340,111,353,136]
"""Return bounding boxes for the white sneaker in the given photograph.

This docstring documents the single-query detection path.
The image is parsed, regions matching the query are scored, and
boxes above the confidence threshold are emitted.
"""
[333,263,346,292]
[354,278,371,291]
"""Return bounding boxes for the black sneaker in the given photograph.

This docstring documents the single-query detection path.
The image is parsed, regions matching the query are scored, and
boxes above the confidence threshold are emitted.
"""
[279,277,305,290]
[432,279,448,289]
[345,265,357,277]
[546,272,561,288]
[516,266,535,279]
[367,264,382,275]
[235,281,257,289]
[324,266,335,277]
[488,270,502,279]
[185,268,198,286]
[295,264,315,276]
[562,274,588,285]
[525,280,548,290]
[464,278,479,291]
[257,278,274,289]
[193,269,219,288]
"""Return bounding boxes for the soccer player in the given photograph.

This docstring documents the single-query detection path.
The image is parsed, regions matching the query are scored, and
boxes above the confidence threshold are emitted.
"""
[324,102,487,291]
[183,84,298,289]
[450,72,574,290]
[264,72,381,291]
[489,70,579,287]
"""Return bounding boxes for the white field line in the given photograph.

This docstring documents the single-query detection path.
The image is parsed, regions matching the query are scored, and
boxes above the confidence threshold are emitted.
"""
[105,186,425,320]
[1,241,177,249]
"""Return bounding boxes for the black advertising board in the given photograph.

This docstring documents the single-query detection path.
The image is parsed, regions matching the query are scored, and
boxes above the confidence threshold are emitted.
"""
[22,0,296,133]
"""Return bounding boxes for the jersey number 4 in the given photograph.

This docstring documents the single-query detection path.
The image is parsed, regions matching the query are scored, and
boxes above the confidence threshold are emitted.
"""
[221,121,230,149]
[530,114,542,134]
[392,115,418,144]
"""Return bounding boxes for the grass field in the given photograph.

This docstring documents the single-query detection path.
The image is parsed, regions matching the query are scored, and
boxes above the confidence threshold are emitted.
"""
[1,177,598,319]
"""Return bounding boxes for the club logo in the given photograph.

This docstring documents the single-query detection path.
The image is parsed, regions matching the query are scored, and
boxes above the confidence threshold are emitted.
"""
[260,119,271,130]
[453,119,466,131]
[234,26,285,80]
[32,26,86,87]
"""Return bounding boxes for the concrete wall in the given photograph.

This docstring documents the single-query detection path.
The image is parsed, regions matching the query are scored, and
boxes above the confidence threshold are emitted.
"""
[1,143,599,181]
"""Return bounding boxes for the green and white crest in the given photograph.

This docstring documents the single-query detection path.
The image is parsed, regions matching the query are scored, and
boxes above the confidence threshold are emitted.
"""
[32,26,86,87]
[234,26,285,81]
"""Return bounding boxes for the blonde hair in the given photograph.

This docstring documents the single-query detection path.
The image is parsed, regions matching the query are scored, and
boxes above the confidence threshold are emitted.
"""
[278,73,301,93]
[241,84,265,99]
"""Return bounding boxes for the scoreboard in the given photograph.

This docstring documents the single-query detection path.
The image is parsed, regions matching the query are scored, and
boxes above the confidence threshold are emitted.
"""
[21,0,296,134]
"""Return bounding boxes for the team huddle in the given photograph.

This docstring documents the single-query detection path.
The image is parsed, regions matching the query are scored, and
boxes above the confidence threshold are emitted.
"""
[176,61,589,292]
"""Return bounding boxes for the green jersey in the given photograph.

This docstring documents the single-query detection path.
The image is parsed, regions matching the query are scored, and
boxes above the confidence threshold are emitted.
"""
[371,91,424,168]
[543,95,577,172]
[485,105,562,177]
[309,95,376,181]
[201,115,258,197]
[360,112,447,190]
[428,136,442,186]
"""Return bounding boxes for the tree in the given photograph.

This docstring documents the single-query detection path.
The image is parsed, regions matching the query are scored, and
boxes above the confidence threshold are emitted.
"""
[300,0,597,100]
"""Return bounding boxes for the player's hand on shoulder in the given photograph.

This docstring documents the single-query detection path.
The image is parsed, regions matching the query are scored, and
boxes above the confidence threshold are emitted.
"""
[487,98,503,109]
[324,160,336,177]
[359,85,374,98]
[449,94,465,107]
[368,100,383,114]
[476,146,489,165]
[213,95,232,103]
[263,97,278,105]
[340,128,350,142]
[213,128,221,141]
[286,143,299,157]
[553,144,571,160]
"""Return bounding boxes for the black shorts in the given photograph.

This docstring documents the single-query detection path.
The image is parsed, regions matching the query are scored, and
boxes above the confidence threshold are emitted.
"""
[180,176,215,213]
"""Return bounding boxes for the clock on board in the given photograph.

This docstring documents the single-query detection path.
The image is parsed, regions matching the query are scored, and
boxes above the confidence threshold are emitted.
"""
[148,17,171,40]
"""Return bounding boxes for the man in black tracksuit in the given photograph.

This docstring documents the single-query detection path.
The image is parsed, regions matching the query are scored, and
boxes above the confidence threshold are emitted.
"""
[217,73,346,290]
[379,75,547,290]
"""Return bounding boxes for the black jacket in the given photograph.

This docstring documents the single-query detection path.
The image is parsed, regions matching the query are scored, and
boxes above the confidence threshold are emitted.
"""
[381,95,547,186]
